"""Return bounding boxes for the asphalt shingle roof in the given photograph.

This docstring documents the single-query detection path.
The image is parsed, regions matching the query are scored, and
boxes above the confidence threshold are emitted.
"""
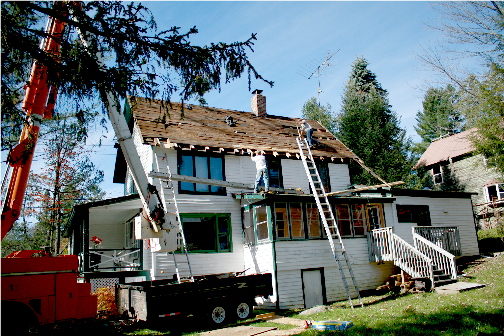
[415,129,476,168]
[128,96,358,161]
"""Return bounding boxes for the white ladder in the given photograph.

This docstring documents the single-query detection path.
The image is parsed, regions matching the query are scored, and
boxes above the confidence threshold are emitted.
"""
[154,153,194,283]
[296,137,363,308]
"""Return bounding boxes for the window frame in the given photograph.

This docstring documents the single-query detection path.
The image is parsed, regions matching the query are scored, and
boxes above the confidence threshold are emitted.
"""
[179,213,232,253]
[255,155,283,190]
[333,204,367,238]
[432,165,443,185]
[484,183,504,203]
[274,202,306,240]
[178,151,226,195]
[396,204,432,226]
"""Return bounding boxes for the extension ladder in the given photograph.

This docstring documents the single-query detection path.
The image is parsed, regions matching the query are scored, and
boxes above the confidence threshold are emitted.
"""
[296,137,363,308]
[153,152,194,283]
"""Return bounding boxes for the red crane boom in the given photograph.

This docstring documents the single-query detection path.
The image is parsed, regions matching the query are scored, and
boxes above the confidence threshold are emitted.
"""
[1,3,67,239]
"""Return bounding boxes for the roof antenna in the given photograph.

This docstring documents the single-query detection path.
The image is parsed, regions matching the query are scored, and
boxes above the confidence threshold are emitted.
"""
[297,49,339,105]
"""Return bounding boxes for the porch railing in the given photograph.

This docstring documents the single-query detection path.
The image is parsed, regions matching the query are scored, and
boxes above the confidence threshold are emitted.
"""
[367,227,394,262]
[369,228,433,284]
[413,233,457,281]
[413,226,461,256]
[391,233,433,283]
[87,248,141,271]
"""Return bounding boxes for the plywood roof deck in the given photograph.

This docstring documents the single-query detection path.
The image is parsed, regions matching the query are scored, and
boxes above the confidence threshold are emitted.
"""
[128,96,358,161]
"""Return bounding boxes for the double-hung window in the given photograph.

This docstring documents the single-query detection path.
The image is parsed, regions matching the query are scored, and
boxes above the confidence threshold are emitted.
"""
[180,213,231,253]
[485,183,504,203]
[179,152,225,195]
[432,165,443,185]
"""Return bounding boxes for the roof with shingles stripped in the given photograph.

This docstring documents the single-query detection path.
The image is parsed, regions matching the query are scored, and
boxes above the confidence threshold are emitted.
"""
[127,96,358,160]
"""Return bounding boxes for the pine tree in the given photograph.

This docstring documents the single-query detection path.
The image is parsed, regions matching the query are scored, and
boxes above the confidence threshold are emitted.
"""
[413,85,464,155]
[1,1,273,150]
[301,97,336,133]
[336,57,413,186]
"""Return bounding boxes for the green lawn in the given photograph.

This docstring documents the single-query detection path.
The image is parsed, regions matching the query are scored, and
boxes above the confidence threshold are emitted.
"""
[263,254,503,336]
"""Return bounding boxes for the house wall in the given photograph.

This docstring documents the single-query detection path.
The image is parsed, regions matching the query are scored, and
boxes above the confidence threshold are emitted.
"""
[391,195,479,257]
[448,154,503,229]
[450,154,501,205]
[146,148,248,280]
[272,240,395,310]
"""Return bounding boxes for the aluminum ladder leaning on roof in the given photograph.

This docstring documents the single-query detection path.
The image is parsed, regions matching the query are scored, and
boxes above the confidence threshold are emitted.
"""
[296,136,364,308]
[153,152,194,283]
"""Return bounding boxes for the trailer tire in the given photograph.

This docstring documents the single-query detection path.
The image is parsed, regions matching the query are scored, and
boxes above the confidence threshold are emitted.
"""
[207,304,227,325]
[235,301,254,320]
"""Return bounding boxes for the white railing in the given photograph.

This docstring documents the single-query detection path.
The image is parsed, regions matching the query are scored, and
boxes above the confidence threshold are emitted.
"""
[88,248,141,271]
[413,233,457,281]
[367,227,394,262]
[391,233,433,283]
[414,226,461,256]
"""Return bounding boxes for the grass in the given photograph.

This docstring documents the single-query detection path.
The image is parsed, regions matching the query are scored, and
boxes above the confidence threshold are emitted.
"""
[263,254,504,336]
[30,254,503,336]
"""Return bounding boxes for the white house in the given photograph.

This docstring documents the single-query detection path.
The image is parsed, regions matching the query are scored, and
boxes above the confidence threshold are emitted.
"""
[65,93,480,309]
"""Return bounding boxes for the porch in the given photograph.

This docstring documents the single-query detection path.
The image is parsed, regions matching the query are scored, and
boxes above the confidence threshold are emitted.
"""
[368,226,460,287]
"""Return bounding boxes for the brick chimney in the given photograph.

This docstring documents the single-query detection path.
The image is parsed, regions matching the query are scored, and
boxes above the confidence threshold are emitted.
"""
[251,89,266,117]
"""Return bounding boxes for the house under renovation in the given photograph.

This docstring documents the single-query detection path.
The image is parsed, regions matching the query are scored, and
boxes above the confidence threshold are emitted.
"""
[66,92,480,309]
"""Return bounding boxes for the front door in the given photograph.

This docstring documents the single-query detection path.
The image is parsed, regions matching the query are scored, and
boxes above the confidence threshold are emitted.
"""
[302,268,325,309]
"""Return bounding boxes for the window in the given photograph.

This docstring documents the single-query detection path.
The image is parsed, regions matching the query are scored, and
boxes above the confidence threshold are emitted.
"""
[367,204,384,231]
[334,204,366,237]
[179,152,225,194]
[317,161,331,193]
[396,205,431,226]
[255,206,270,241]
[180,214,231,252]
[256,155,283,190]
[432,165,443,185]
[272,202,383,240]
[485,183,504,203]
[307,203,322,238]
[274,202,305,239]
[243,209,255,246]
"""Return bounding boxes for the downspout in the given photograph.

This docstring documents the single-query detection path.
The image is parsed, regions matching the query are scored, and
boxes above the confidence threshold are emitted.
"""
[268,204,280,311]
[273,240,280,312]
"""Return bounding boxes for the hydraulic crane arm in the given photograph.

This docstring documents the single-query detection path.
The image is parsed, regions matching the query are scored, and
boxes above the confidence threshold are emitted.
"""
[1,3,68,240]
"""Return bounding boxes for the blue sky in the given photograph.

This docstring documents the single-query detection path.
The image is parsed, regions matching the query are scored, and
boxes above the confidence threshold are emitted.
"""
[95,1,456,198]
[4,1,482,200]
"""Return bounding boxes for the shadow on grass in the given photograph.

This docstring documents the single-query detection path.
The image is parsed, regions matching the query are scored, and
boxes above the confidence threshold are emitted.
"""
[319,306,504,336]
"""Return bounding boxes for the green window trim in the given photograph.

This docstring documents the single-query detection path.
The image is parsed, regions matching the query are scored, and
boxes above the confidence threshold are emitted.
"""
[179,213,232,253]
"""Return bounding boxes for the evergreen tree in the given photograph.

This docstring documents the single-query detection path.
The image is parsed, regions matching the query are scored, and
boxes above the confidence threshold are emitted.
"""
[301,97,336,133]
[336,57,413,186]
[413,85,465,155]
[1,1,273,150]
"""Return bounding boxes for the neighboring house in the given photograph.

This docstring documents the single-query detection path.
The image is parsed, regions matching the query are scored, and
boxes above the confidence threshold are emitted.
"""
[65,93,480,309]
[415,129,504,230]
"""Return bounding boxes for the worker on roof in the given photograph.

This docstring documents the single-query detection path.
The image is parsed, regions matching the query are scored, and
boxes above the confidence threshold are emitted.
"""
[251,151,269,193]
[298,119,317,148]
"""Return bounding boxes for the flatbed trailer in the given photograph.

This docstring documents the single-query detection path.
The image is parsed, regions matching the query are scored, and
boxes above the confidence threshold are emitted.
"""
[117,273,272,325]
